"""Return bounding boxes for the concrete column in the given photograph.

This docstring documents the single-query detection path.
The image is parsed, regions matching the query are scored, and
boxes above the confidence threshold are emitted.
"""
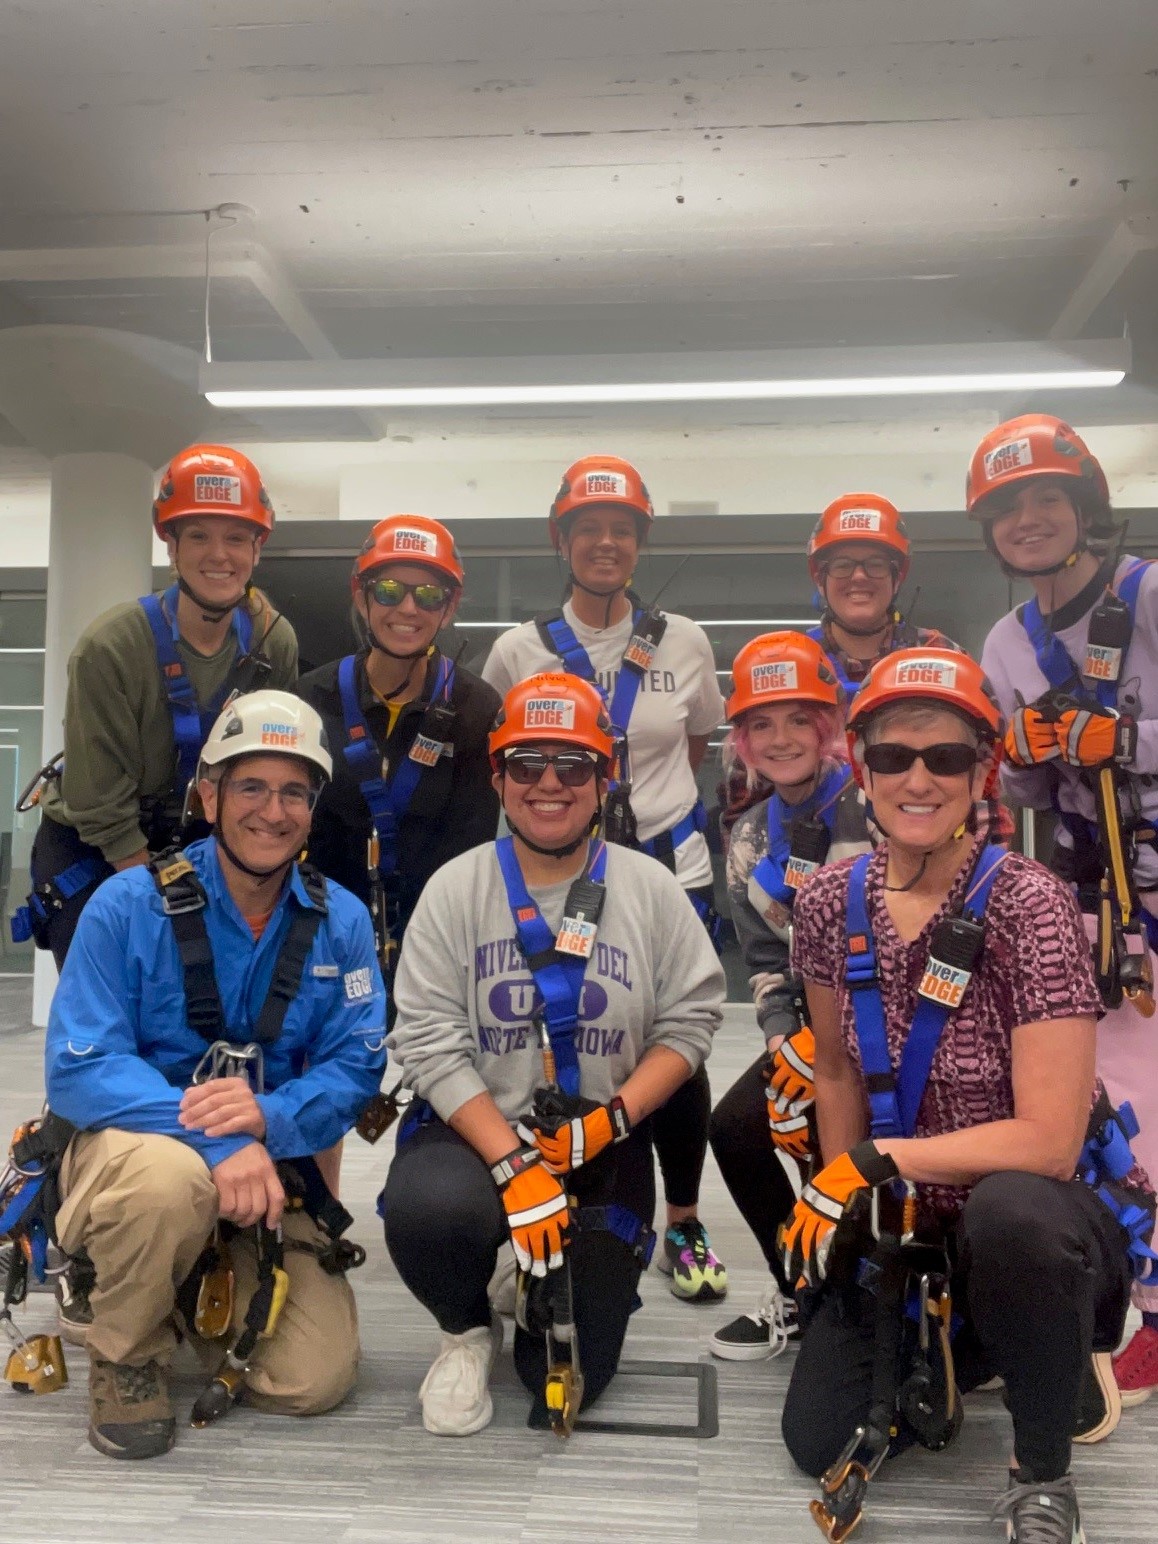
[33,452,155,1025]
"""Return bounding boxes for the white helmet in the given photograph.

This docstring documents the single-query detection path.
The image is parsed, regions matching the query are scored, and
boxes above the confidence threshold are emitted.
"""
[199,690,332,782]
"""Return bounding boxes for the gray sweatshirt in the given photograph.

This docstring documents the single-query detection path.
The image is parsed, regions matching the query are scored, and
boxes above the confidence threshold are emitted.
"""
[726,766,873,1043]
[389,840,725,1124]
[981,555,1158,890]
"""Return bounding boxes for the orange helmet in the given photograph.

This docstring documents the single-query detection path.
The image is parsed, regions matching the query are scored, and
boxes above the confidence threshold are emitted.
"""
[548,455,654,551]
[489,673,614,767]
[966,414,1110,520]
[807,493,910,584]
[846,648,1003,794]
[727,631,843,720]
[350,514,464,596]
[153,444,274,541]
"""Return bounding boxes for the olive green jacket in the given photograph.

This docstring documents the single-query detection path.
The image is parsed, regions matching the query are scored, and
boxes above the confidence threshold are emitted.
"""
[40,591,297,862]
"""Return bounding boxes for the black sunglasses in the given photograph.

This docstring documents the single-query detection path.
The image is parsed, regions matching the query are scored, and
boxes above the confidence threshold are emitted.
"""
[503,750,599,787]
[367,577,452,612]
[863,742,980,777]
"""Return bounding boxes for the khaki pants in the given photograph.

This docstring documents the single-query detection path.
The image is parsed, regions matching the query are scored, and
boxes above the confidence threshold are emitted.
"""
[57,1129,359,1415]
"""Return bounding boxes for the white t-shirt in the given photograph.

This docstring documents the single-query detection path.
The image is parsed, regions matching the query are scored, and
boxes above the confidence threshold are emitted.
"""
[483,601,725,888]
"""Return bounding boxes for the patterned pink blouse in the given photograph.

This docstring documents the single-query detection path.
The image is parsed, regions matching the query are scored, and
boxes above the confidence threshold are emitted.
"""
[792,841,1108,1227]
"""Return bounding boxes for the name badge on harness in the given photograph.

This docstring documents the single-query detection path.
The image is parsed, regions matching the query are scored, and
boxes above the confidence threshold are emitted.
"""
[1083,644,1122,683]
[784,855,819,890]
[408,733,445,768]
[621,609,667,674]
[916,916,985,1010]
[554,874,606,960]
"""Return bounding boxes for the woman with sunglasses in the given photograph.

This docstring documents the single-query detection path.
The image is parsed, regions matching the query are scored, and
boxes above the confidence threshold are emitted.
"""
[780,648,1154,1544]
[971,414,1158,1408]
[482,455,730,1305]
[294,514,500,980]
[707,632,874,1361]
[806,492,959,697]
[382,673,724,1435]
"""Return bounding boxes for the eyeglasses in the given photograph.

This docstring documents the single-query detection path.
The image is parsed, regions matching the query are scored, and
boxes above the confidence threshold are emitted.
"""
[226,776,320,814]
[822,555,897,580]
[503,750,600,787]
[367,577,453,612]
[862,742,980,777]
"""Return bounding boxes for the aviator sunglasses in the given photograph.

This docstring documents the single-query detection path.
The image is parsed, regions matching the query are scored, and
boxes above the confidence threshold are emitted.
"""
[367,577,452,612]
[862,742,980,777]
[503,749,600,787]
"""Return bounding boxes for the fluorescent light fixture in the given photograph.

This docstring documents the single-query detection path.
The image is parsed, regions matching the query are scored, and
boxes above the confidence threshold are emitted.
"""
[201,340,1128,411]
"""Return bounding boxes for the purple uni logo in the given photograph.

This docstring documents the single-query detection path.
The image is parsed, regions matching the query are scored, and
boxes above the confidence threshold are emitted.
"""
[487,980,609,1024]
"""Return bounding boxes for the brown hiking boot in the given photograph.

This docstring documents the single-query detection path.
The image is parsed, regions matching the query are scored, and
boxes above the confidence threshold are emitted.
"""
[88,1358,176,1460]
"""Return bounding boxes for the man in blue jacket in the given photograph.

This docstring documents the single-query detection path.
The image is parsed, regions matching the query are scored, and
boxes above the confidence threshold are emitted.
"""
[45,689,386,1461]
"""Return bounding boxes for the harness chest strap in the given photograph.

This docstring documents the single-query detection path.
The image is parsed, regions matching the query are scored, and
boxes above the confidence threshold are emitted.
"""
[845,844,1009,1142]
[1018,558,1151,711]
[751,765,853,909]
[139,585,266,790]
[495,834,608,1098]
[536,606,706,865]
[535,604,665,790]
[337,652,456,890]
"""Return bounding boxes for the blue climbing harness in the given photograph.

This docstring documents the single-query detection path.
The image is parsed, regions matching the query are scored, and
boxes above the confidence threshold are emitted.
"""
[1019,559,1151,711]
[536,606,707,865]
[845,844,1009,1140]
[1077,1099,1158,1281]
[140,585,256,791]
[751,764,853,909]
[337,652,456,891]
[493,833,609,1098]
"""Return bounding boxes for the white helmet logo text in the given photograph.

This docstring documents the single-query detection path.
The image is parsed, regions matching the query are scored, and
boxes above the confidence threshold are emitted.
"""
[193,473,242,505]
[895,659,958,689]
[751,661,799,694]
[983,438,1034,480]
[837,508,882,533]
[524,698,576,730]
[260,721,303,748]
[393,527,438,556]
[583,471,627,499]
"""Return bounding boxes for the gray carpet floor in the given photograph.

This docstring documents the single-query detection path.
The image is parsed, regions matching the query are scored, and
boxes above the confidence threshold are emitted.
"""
[1,979,1154,1542]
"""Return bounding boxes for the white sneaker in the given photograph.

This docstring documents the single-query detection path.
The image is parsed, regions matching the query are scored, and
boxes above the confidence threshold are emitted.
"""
[419,1312,503,1436]
[487,1242,518,1318]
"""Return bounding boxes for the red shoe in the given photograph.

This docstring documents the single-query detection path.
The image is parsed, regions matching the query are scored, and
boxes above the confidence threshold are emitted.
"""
[1112,1325,1158,1407]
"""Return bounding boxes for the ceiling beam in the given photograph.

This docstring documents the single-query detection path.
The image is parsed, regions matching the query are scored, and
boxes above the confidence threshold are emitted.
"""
[1049,212,1158,340]
[0,240,387,441]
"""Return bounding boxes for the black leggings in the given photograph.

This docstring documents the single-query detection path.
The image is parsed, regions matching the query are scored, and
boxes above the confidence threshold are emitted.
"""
[382,1119,656,1422]
[708,1053,800,1287]
[782,1171,1132,1484]
[652,1062,711,1211]
[29,815,113,970]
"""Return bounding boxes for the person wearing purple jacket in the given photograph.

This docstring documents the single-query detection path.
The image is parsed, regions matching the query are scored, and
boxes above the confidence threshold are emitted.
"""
[974,414,1158,1408]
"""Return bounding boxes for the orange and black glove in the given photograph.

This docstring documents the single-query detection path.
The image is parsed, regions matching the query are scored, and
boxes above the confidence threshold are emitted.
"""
[491,1146,570,1277]
[1053,705,1136,768]
[763,1028,817,1160]
[766,1025,816,1108]
[766,1089,813,1160]
[781,1141,899,1290]
[519,1096,632,1176]
[1004,704,1063,768]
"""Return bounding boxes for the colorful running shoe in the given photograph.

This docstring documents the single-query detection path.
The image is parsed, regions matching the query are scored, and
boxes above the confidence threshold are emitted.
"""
[655,1219,727,1302]
[1113,1324,1158,1407]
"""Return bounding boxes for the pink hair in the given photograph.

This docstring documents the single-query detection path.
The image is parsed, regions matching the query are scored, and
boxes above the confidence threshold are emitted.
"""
[727,701,847,795]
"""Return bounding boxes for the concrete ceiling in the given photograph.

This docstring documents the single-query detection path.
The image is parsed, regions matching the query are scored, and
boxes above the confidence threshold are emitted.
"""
[1,0,1157,488]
